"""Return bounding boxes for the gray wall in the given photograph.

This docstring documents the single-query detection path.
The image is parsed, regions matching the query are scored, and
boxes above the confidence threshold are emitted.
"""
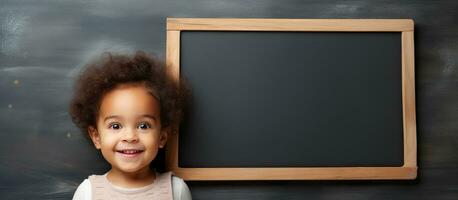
[0,0,457,199]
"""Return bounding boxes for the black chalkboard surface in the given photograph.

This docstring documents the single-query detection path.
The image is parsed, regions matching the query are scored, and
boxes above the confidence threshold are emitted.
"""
[165,18,417,180]
[179,31,404,167]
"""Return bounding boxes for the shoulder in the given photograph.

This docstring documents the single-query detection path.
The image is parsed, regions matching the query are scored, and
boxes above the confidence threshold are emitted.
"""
[72,179,92,200]
[172,175,192,200]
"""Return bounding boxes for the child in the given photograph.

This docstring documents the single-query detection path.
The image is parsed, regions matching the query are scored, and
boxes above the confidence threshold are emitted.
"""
[69,51,192,200]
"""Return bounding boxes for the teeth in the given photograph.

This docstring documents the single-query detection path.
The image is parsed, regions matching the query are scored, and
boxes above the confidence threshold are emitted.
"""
[120,150,142,154]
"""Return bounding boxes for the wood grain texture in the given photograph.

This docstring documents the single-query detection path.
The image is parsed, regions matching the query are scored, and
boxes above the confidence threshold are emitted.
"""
[402,31,418,169]
[167,18,414,32]
[166,31,181,81]
[171,167,417,181]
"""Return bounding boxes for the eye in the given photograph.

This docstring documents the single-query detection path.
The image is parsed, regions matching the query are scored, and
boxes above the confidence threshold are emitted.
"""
[109,123,122,130]
[137,122,151,130]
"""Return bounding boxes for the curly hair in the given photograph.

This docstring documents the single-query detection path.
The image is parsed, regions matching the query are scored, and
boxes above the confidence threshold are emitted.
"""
[69,51,190,139]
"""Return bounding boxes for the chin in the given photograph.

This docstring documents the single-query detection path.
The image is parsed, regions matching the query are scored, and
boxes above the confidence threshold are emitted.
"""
[118,165,144,173]
[122,169,141,173]
[120,163,151,173]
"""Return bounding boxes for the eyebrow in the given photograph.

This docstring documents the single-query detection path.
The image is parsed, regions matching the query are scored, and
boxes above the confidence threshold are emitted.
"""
[104,115,121,123]
[103,115,157,122]
[140,114,158,122]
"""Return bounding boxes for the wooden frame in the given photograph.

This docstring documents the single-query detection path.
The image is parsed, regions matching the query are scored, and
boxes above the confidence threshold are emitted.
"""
[165,18,417,180]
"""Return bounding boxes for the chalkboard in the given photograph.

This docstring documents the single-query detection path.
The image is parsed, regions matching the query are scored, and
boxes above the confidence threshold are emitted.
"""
[165,19,417,180]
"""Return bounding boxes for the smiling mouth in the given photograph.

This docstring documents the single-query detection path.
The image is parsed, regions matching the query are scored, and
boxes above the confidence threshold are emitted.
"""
[116,149,144,154]
[116,149,145,158]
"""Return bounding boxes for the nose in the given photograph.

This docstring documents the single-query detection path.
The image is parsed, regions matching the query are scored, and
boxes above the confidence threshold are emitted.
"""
[123,127,139,143]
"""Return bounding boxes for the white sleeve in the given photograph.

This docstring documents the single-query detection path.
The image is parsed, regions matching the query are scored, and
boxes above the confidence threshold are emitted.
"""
[72,179,92,200]
[172,176,192,200]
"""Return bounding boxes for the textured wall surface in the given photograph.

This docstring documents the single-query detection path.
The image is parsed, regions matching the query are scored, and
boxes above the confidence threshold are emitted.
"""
[0,0,457,199]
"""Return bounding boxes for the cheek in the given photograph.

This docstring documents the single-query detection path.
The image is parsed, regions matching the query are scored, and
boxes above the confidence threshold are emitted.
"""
[142,133,161,146]
[99,134,118,150]
[98,135,119,164]
[141,133,161,154]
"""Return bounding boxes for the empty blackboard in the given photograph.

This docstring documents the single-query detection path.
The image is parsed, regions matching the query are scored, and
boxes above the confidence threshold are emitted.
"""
[165,18,417,180]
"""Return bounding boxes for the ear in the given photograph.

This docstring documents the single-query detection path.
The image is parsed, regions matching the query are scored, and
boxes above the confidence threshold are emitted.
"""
[159,128,168,149]
[88,126,101,149]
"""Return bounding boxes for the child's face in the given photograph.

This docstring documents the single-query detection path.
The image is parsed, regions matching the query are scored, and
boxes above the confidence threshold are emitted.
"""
[88,83,166,174]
